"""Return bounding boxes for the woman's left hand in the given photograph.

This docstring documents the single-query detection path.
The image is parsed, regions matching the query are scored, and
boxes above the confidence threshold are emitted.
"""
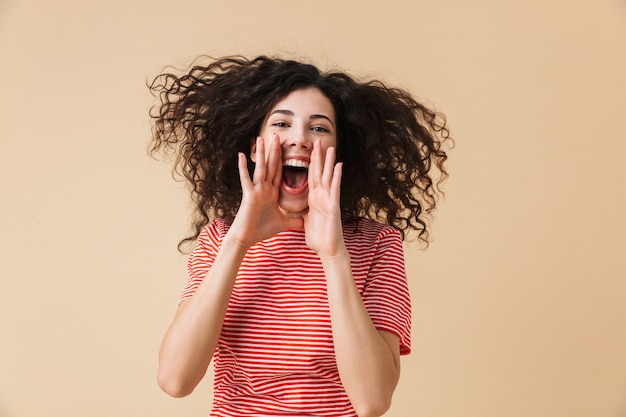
[302,140,345,258]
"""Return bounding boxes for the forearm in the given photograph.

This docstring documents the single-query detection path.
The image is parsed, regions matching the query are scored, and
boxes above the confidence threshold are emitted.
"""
[322,250,400,417]
[157,236,248,397]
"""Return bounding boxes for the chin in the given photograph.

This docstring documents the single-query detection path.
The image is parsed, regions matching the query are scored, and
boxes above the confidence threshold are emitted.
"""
[278,195,308,215]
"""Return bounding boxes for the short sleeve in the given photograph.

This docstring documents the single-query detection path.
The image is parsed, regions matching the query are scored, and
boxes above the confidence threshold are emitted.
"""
[361,227,412,355]
[178,219,228,304]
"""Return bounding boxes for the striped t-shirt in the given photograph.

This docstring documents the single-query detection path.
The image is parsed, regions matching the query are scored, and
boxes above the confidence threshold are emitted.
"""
[180,217,412,416]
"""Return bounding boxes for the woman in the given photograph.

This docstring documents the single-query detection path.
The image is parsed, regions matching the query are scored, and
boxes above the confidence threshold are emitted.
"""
[149,55,451,416]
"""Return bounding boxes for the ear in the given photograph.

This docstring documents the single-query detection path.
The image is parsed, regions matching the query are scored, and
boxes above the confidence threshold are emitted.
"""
[249,137,257,163]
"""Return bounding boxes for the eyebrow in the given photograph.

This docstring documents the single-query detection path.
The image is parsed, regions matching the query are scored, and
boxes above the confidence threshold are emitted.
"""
[269,110,335,127]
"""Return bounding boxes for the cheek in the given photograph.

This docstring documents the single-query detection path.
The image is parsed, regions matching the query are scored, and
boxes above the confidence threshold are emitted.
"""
[323,135,338,151]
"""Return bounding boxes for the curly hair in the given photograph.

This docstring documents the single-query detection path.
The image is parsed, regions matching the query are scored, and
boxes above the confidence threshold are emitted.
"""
[149,55,451,251]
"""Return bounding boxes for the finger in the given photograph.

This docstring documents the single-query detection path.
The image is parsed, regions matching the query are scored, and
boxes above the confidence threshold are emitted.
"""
[330,162,343,201]
[267,133,283,187]
[237,152,252,192]
[273,153,283,188]
[321,146,336,188]
[308,139,323,188]
[252,136,266,183]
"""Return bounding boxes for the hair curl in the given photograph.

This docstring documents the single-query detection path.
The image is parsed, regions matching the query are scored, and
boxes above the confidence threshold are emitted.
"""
[149,55,452,251]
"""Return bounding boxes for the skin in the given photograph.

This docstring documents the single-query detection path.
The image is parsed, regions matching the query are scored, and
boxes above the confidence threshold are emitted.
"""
[157,88,401,417]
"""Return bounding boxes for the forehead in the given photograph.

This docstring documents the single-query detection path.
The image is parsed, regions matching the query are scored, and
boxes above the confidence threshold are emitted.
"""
[269,88,335,119]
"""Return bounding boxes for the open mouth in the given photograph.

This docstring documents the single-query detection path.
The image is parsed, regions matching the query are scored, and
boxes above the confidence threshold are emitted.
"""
[282,159,309,191]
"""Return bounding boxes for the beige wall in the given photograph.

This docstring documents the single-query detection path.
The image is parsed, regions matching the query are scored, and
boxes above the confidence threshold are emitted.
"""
[1,1,625,416]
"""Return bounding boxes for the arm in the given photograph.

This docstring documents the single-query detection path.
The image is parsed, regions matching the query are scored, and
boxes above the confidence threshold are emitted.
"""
[157,235,248,397]
[303,142,401,417]
[157,135,303,397]
[322,250,401,417]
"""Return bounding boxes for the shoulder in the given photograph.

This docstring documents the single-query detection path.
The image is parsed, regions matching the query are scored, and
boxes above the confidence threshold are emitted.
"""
[342,218,403,249]
[343,217,402,240]
[194,218,232,251]
[201,217,231,236]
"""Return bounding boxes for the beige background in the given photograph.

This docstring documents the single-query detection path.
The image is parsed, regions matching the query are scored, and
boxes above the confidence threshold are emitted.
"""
[1,1,625,416]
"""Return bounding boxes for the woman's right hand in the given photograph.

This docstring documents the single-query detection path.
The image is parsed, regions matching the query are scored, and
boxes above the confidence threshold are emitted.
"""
[161,139,297,397]
[228,134,304,248]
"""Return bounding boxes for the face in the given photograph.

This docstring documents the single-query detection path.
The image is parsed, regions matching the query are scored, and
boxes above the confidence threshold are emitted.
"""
[253,87,337,214]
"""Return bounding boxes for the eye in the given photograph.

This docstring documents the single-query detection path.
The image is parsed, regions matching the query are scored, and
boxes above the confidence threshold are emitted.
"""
[271,121,290,128]
[311,126,330,133]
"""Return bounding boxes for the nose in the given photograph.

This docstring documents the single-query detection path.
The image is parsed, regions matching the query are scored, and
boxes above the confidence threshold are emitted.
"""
[285,128,312,149]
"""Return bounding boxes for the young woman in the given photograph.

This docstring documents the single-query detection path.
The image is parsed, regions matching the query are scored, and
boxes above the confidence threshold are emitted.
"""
[149,55,451,417]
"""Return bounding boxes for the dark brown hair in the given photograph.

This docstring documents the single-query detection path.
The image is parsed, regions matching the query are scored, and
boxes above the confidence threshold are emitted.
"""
[149,55,452,251]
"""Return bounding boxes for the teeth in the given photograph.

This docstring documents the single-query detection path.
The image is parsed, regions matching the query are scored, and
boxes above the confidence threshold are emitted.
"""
[283,159,309,168]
